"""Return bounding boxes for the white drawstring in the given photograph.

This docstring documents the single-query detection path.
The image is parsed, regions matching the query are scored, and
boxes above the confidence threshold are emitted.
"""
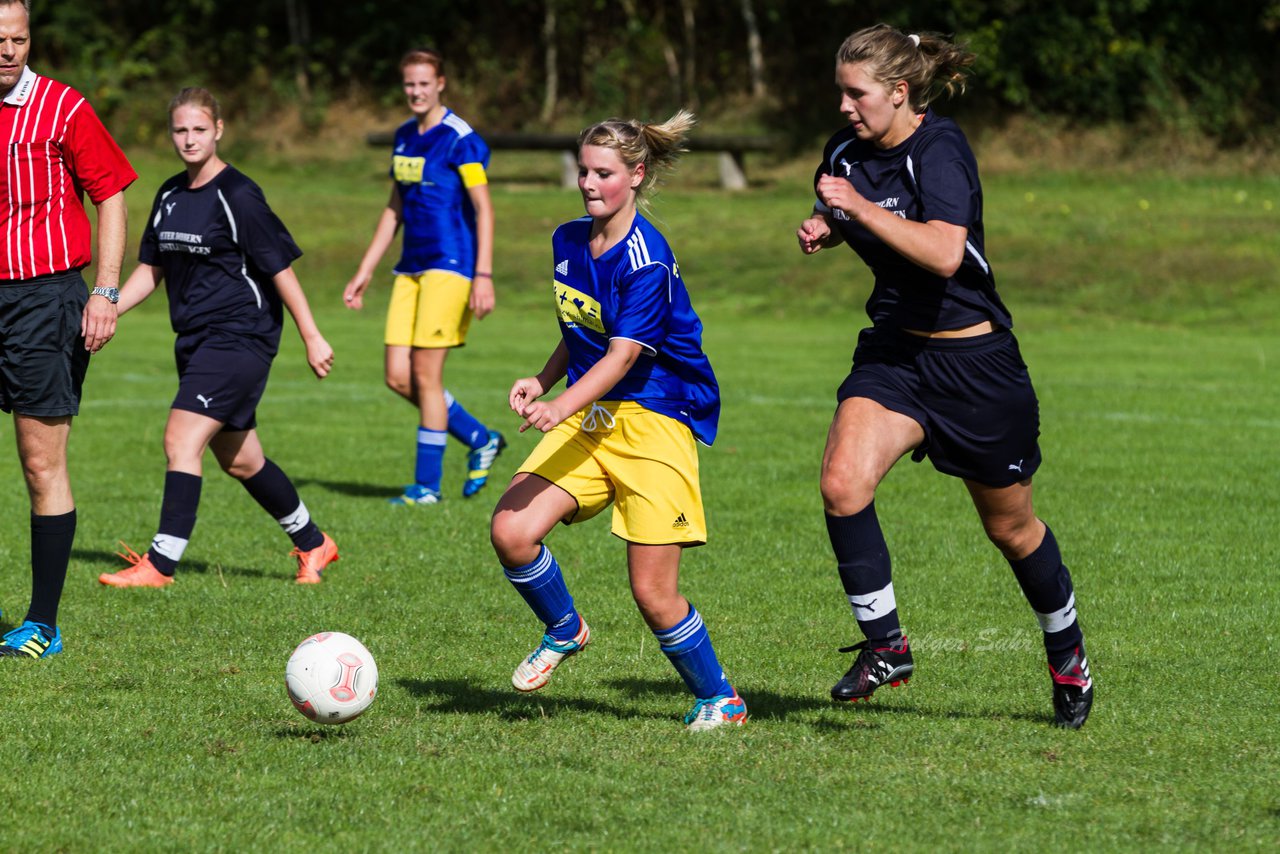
[580,402,616,432]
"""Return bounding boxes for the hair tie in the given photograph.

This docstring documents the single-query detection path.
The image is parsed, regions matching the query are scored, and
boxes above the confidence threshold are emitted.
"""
[909,33,921,47]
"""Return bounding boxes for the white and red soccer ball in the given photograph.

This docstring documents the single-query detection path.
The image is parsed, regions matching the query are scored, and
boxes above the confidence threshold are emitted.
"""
[285,632,378,725]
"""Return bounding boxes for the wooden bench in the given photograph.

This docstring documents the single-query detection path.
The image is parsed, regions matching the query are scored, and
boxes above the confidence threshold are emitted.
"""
[366,131,780,191]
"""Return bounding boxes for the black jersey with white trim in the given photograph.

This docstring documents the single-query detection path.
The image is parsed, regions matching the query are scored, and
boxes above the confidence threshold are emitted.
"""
[815,110,1012,332]
[139,165,301,358]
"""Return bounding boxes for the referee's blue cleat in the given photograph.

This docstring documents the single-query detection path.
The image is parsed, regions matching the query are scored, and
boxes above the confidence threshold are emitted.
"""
[462,431,506,498]
[388,484,442,507]
[0,621,63,659]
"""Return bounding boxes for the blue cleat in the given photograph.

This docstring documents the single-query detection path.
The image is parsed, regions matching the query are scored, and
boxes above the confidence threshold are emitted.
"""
[462,431,506,498]
[0,621,63,659]
[389,484,442,507]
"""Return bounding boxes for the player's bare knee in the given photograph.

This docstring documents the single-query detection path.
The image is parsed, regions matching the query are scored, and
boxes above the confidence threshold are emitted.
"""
[983,515,1039,558]
[820,471,873,516]
[489,512,533,566]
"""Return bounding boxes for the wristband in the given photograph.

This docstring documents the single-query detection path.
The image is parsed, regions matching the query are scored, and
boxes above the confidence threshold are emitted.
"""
[474,272,492,278]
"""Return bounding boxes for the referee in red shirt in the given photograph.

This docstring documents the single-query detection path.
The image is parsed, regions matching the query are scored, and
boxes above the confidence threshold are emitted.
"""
[0,0,136,659]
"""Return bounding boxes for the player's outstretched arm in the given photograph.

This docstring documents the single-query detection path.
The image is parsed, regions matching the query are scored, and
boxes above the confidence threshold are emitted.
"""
[343,185,403,310]
[275,266,335,378]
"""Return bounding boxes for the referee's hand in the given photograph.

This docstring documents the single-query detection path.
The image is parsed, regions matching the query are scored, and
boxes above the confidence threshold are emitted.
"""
[82,295,118,353]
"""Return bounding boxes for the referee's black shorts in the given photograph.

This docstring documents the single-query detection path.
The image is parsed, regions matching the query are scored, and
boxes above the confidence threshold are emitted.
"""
[0,270,91,417]
[837,325,1042,488]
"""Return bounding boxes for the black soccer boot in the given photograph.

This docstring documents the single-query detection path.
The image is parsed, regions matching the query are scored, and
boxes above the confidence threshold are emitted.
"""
[831,633,913,702]
[1049,645,1093,729]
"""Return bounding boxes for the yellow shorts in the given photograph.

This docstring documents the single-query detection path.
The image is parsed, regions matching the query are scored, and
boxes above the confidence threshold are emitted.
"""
[518,401,707,546]
[384,270,473,348]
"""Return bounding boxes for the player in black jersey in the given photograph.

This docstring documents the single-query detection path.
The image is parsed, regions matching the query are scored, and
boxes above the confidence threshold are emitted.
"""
[99,88,340,588]
[796,25,1092,728]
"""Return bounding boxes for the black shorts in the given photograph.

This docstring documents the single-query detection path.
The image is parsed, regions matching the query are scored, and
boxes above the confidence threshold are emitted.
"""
[837,326,1042,487]
[173,331,272,432]
[0,271,91,417]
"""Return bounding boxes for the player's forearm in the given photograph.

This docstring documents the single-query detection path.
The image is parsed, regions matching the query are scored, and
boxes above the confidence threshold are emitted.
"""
[852,203,965,277]
[356,208,401,277]
[552,340,640,415]
[472,188,495,277]
[93,191,128,286]
[274,267,324,340]
[535,341,570,392]
[117,263,161,315]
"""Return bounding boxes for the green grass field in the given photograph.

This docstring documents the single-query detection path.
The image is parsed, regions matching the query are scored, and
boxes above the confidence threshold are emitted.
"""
[1,146,1277,850]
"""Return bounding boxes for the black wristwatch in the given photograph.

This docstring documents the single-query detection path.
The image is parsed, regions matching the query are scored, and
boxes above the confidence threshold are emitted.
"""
[90,286,120,304]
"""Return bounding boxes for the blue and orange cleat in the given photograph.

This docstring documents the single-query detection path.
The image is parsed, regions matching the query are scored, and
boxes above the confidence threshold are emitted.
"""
[684,688,748,731]
[512,617,591,692]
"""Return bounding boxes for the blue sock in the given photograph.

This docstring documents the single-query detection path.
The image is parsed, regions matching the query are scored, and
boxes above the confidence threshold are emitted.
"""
[655,605,732,700]
[445,390,488,449]
[415,427,447,491]
[503,545,580,640]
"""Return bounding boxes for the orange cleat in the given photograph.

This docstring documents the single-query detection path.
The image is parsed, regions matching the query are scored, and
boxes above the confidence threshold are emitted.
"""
[292,532,339,584]
[100,543,175,588]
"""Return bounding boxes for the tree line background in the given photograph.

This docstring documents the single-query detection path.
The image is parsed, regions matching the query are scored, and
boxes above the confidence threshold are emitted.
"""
[31,0,1280,152]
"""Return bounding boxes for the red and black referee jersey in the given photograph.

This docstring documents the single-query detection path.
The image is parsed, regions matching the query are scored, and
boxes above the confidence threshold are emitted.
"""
[0,66,136,281]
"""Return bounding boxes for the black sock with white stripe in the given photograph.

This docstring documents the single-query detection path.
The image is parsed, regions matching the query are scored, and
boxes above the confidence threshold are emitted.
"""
[1007,524,1084,671]
[826,502,900,642]
[148,471,202,576]
[240,458,323,551]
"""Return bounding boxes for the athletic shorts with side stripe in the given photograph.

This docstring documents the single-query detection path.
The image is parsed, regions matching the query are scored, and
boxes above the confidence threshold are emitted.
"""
[385,270,473,348]
[0,271,90,417]
[517,400,708,546]
[837,326,1042,488]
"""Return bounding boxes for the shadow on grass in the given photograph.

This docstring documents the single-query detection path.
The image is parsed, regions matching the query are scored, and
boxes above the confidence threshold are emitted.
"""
[71,548,268,579]
[396,677,673,722]
[292,478,398,499]
[608,676,1051,728]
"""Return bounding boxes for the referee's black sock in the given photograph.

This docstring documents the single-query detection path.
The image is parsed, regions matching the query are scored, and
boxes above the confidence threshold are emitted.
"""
[1007,524,1085,670]
[240,458,324,551]
[826,502,901,642]
[27,509,76,629]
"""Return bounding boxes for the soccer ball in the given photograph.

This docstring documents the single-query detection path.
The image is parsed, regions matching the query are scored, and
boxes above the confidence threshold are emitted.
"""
[285,632,378,725]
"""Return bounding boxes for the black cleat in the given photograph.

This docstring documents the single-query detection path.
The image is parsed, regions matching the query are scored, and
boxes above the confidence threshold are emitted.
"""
[831,633,914,702]
[1049,646,1094,729]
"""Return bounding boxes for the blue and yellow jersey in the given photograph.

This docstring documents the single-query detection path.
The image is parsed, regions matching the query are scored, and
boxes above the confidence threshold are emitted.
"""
[551,213,720,445]
[390,109,490,277]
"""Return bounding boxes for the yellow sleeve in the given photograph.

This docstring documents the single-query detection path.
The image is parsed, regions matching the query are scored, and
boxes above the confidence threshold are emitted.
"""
[458,162,488,189]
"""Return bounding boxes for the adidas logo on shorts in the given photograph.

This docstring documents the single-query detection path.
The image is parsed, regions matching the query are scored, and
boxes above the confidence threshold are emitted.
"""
[555,260,569,276]
[672,513,690,529]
